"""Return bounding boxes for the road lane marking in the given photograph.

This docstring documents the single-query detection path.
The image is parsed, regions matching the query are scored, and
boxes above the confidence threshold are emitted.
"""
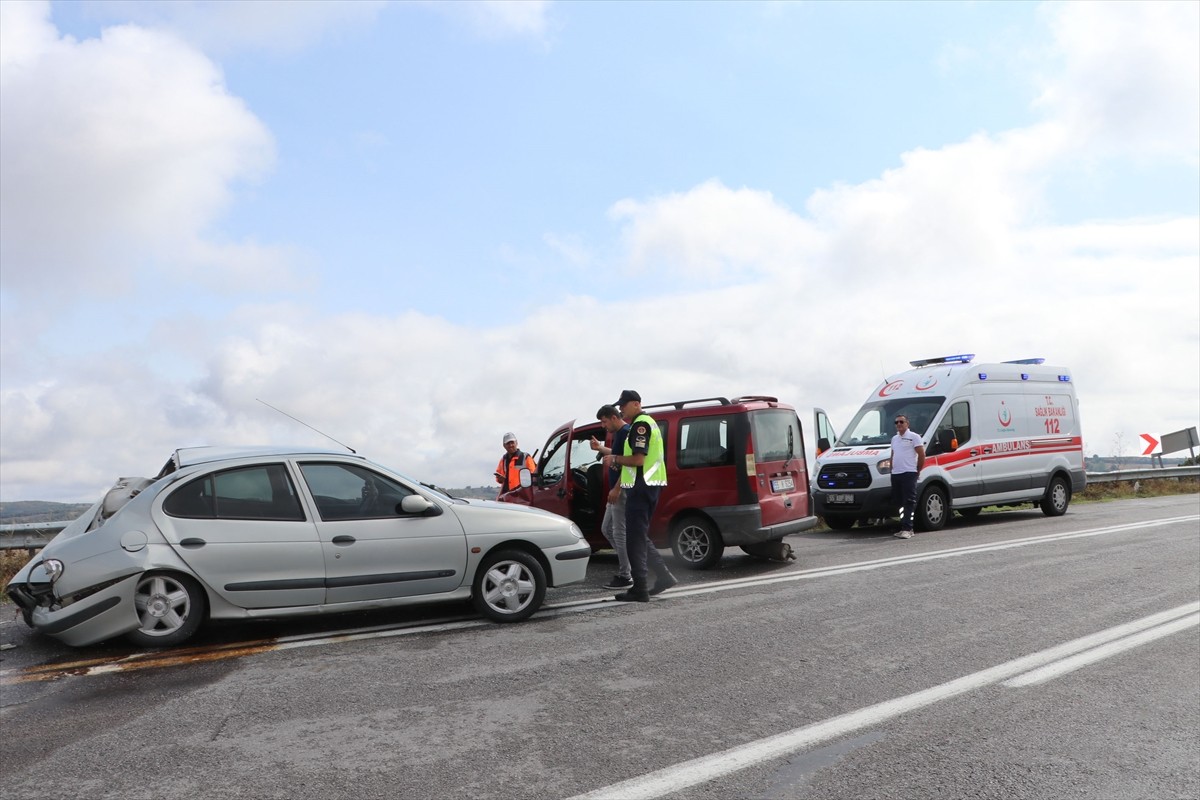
[1003,612,1200,687]
[3,515,1195,684]
[567,601,1200,800]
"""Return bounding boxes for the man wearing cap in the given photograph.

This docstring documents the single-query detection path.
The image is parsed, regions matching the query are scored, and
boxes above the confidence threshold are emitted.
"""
[601,390,677,602]
[495,432,537,496]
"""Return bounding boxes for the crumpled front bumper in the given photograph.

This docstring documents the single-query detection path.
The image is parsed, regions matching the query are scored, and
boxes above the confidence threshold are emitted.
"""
[7,573,142,647]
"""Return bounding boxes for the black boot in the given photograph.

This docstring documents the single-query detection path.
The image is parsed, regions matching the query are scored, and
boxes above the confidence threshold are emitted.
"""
[649,570,677,596]
[615,577,649,602]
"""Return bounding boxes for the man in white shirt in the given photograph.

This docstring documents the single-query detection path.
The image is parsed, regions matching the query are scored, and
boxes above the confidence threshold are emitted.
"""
[890,414,926,539]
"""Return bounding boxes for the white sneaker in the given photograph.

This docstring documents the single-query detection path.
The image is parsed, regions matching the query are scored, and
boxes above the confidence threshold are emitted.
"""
[894,530,913,539]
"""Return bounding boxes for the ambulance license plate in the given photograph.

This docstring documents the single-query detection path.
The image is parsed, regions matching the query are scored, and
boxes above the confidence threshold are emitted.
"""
[828,494,854,504]
[771,476,795,492]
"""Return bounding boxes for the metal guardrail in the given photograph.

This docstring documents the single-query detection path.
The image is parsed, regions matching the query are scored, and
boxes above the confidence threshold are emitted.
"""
[2,467,1196,552]
[0,521,69,551]
[1084,466,1199,484]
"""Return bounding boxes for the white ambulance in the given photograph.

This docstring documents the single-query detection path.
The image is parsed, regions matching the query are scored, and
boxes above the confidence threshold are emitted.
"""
[812,354,1085,531]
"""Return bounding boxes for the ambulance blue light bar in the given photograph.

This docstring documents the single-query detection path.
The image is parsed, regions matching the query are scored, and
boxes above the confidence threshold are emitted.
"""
[1058,375,1071,382]
[910,354,975,367]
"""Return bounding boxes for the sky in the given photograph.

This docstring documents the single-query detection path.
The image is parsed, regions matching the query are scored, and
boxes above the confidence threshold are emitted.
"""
[1,0,1197,502]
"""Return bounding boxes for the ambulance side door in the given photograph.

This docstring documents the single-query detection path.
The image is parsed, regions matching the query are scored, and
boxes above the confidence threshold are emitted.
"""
[926,399,981,505]
[975,387,1034,503]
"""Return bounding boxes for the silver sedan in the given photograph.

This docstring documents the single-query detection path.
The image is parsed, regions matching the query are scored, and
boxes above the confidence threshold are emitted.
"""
[7,446,590,647]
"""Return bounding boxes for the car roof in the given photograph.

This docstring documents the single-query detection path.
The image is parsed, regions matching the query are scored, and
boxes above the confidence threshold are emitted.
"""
[173,445,358,468]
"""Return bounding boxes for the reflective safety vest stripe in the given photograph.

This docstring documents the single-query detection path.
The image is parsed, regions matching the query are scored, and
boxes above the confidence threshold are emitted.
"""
[621,413,667,488]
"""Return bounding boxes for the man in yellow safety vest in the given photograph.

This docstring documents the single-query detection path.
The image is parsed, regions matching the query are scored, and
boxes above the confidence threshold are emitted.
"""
[601,390,676,602]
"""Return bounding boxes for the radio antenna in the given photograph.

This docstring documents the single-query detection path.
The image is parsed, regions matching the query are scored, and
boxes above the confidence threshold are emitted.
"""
[257,398,356,453]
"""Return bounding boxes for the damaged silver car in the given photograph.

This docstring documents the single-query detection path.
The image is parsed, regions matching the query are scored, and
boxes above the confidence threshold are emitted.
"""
[7,446,591,647]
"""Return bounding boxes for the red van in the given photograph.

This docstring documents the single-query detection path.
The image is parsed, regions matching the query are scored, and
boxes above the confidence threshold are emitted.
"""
[499,396,828,569]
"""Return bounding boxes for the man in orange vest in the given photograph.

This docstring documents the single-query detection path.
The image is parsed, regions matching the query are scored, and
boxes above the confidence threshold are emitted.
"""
[495,432,536,495]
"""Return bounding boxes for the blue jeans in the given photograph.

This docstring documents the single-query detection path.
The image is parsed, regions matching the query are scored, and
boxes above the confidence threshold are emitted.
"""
[891,472,919,530]
[600,490,630,578]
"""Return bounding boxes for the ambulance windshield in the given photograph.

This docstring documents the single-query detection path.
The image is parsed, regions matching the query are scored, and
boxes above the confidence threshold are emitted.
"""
[836,397,945,446]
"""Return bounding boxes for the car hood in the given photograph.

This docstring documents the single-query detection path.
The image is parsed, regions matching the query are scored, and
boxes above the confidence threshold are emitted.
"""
[451,499,575,532]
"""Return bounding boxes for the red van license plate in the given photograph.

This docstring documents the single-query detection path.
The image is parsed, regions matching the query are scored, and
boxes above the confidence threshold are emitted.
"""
[828,494,854,504]
[770,476,795,492]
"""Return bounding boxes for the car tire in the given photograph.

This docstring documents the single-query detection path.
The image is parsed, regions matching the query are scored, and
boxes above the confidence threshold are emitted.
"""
[915,484,949,532]
[670,516,723,570]
[1040,475,1071,517]
[823,515,857,531]
[472,549,546,623]
[125,572,207,648]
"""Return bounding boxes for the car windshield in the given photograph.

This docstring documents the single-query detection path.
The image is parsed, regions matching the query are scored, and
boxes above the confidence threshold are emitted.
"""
[836,397,945,446]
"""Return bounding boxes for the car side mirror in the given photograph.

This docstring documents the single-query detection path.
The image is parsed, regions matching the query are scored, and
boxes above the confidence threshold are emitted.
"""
[817,437,831,455]
[519,469,532,489]
[399,495,435,515]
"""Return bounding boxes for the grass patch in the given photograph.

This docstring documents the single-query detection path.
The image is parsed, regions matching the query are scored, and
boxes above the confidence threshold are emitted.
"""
[1076,477,1199,503]
[1,549,36,601]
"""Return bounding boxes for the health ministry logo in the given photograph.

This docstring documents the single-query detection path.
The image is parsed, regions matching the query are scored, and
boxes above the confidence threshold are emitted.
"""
[997,401,1013,428]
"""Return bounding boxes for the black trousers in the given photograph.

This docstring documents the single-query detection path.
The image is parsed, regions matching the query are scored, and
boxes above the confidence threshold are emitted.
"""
[891,471,919,530]
[623,487,668,581]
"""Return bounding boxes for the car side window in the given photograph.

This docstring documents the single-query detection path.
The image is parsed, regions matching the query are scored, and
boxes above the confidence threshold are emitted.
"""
[299,462,415,521]
[948,401,971,444]
[678,417,731,468]
[164,464,305,521]
[539,432,569,484]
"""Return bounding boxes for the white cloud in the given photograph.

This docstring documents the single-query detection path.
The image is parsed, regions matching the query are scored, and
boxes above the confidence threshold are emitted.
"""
[0,0,280,301]
[436,0,555,41]
[1034,0,1200,163]
[609,180,821,282]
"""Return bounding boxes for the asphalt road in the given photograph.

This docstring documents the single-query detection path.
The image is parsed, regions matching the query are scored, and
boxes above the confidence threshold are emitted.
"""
[1,495,1197,800]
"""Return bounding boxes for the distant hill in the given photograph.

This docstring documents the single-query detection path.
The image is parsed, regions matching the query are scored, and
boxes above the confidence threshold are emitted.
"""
[0,501,93,525]
[446,486,501,500]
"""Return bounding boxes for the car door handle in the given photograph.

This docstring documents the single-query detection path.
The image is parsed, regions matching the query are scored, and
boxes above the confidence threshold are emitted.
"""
[331,535,356,545]
[179,538,206,549]
[969,449,979,456]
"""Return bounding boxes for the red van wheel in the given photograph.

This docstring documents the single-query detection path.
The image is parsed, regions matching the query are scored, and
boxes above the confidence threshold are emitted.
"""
[670,516,723,570]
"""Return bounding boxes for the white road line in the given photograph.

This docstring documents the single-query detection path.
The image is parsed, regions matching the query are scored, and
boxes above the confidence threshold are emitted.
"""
[567,601,1200,800]
[1003,612,1200,687]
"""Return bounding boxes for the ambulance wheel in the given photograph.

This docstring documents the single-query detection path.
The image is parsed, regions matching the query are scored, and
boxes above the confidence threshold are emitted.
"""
[1040,475,1071,517]
[916,485,948,532]
[670,516,723,570]
[823,515,857,531]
